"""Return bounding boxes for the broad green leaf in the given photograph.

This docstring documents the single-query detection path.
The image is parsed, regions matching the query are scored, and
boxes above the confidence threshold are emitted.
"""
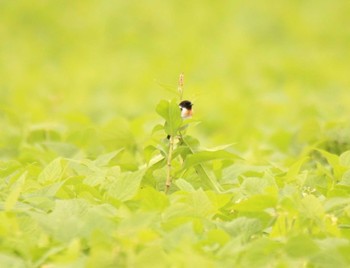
[201,229,231,249]
[340,150,350,167]
[205,191,232,211]
[31,200,117,242]
[155,100,170,120]
[156,99,182,136]
[238,238,283,267]
[38,157,63,184]
[117,212,160,234]
[182,135,200,150]
[106,169,145,201]
[136,187,169,211]
[162,203,194,224]
[22,181,65,211]
[43,141,79,158]
[240,177,274,196]
[151,124,164,134]
[143,156,166,185]
[32,246,66,268]
[324,197,350,213]
[183,150,239,170]
[144,145,158,164]
[188,189,216,217]
[220,217,262,242]
[285,234,319,258]
[316,149,345,179]
[180,136,227,193]
[284,156,309,182]
[233,194,277,212]
[339,170,350,186]
[5,171,27,211]
[83,174,107,187]
[93,149,124,166]
[300,195,325,220]
[134,245,169,268]
[0,253,26,268]
[203,143,236,151]
[36,181,65,197]
[175,178,195,192]
[270,213,292,238]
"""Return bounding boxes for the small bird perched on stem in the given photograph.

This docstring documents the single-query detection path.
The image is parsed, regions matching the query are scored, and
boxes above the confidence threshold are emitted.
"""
[179,100,193,119]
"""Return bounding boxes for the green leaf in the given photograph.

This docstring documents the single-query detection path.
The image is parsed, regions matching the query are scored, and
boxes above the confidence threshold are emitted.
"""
[0,253,26,268]
[93,149,124,167]
[144,145,158,164]
[300,195,325,220]
[156,99,182,136]
[180,136,227,193]
[316,149,345,179]
[340,150,350,167]
[285,235,319,258]
[339,170,350,186]
[240,177,274,196]
[5,171,27,211]
[136,187,169,211]
[183,150,239,170]
[220,217,262,242]
[134,245,169,268]
[233,194,277,212]
[38,157,63,184]
[106,169,146,201]
[284,156,309,182]
[144,156,166,185]
[202,229,231,248]
[187,189,216,217]
[324,197,350,213]
[31,200,117,242]
[175,178,195,192]
[239,238,282,267]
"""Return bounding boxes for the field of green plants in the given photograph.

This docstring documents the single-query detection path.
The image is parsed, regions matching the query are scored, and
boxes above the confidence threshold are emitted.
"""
[1,0,350,267]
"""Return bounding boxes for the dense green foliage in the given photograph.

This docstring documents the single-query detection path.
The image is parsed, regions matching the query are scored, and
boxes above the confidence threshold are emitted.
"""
[1,0,350,267]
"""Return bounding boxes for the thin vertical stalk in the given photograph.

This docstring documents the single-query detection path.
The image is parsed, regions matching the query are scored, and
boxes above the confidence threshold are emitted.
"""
[165,135,175,193]
[178,73,184,101]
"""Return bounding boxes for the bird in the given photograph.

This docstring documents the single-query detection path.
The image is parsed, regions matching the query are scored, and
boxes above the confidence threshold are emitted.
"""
[179,100,193,119]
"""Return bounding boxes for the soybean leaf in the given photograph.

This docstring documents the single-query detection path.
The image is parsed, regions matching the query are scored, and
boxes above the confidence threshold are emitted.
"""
[220,217,262,242]
[316,149,345,179]
[5,171,27,211]
[340,150,350,167]
[106,168,146,201]
[175,178,195,192]
[233,194,277,212]
[156,99,182,136]
[285,235,319,258]
[180,136,233,193]
[38,157,63,184]
[183,150,240,170]
[93,149,124,167]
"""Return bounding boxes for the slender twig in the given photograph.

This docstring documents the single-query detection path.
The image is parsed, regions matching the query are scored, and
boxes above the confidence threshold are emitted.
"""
[165,135,175,193]
[165,73,184,193]
[178,73,184,101]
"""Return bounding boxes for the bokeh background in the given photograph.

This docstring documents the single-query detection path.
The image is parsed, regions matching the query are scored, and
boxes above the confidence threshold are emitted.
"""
[1,0,350,160]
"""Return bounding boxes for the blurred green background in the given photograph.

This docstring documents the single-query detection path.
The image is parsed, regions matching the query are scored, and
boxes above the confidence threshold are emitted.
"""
[1,0,350,158]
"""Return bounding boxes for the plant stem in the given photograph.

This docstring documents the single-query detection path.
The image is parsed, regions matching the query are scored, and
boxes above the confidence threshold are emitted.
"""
[178,73,184,101]
[165,135,175,193]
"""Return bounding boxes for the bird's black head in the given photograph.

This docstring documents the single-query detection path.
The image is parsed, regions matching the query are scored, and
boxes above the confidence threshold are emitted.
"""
[179,100,193,110]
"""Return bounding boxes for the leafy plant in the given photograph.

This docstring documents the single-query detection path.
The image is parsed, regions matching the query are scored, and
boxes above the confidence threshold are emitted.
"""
[145,74,239,193]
